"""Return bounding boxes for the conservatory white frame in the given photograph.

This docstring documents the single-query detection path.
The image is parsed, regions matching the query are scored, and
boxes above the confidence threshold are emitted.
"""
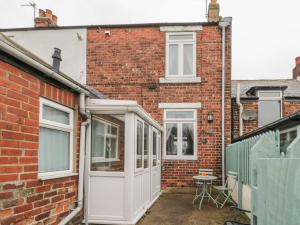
[84,99,163,225]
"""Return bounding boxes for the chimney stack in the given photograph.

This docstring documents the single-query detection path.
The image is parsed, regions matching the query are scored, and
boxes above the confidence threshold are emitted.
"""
[34,9,58,27]
[52,48,62,72]
[208,0,221,22]
[293,57,300,80]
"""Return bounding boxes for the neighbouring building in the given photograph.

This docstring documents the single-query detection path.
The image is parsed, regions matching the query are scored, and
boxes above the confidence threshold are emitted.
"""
[232,57,300,139]
[3,9,87,84]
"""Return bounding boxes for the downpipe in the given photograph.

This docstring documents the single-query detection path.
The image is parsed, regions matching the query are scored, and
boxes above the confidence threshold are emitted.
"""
[236,83,244,136]
[219,18,231,186]
[58,93,90,225]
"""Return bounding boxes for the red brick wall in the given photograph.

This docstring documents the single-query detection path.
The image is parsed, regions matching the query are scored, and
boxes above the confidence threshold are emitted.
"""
[283,99,300,116]
[231,99,258,139]
[232,98,300,139]
[87,25,232,188]
[0,60,81,225]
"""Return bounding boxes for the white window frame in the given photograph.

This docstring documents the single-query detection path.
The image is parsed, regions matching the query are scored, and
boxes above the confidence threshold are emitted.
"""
[143,123,150,170]
[280,127,299,152]
[135,119,144,172]
[91,116,119,163]
[165,32,197,78]
[257,90,283,127]
[152,127,161,168]
[135,118,161,172]
[39,98,74,178]
[163,109,197,160]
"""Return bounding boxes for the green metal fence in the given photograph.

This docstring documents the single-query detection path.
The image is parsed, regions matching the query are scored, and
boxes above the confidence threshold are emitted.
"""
[225,130,300,225]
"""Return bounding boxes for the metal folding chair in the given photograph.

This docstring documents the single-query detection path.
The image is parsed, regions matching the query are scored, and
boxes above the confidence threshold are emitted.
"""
[193,168,213,204]
[213,171,237,208]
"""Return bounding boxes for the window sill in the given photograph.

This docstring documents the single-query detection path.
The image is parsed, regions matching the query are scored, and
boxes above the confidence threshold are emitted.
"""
[163,156,198,161]
[38,172,78,181]
[159,77,201,84]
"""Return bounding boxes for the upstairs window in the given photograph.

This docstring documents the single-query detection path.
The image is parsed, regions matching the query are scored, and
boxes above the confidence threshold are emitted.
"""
[166,32,196,77]
[258,91,282,127]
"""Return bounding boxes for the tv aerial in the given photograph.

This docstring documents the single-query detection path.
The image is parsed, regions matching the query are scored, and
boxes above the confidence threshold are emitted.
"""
[21,1,37,25]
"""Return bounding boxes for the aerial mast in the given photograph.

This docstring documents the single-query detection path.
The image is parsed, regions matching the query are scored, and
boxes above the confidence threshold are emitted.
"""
[20,1,37,26]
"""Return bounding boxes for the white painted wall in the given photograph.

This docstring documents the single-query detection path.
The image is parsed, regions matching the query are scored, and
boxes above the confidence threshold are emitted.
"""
[4,29,87,84]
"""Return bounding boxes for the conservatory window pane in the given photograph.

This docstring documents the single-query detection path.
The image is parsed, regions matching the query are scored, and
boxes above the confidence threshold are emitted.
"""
[90,115,124,172]
[38,127,70,173]
[182,123,194,156]
[136,120,143,169]
[144,124,149,168]
[168,44,179,75]
[92,121,105,158]
[153,131,157,166]
[166,123,178,156]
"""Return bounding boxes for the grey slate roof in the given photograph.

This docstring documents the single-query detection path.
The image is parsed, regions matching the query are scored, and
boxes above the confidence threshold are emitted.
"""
[232,79,300,98]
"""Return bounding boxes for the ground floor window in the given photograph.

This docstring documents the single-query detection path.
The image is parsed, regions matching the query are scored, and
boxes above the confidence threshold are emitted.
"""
[38,98,74,176]
[164,109,197,160]
[280,127,298,153]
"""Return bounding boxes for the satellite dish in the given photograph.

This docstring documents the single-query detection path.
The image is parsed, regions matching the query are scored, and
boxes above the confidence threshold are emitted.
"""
[241,110,257,121]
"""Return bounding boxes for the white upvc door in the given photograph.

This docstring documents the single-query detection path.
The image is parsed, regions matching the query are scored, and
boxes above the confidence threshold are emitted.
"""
[86,114,129,222]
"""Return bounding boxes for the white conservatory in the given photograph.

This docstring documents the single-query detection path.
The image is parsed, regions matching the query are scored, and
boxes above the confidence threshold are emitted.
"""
[84,99,162,225]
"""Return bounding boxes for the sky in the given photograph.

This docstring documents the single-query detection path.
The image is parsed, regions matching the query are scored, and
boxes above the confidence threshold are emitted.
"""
[0,0,300,80]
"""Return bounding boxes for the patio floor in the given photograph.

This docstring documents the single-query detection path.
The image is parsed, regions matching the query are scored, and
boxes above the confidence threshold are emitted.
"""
[137,193,250,225]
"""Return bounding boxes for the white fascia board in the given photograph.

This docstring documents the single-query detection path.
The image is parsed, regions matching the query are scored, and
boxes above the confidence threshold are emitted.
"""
[86,99,163,131]
[160,26,202,32]
[158,102,202,109]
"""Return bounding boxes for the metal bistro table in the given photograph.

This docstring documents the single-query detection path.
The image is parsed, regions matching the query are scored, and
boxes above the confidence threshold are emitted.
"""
[192,175,218,209]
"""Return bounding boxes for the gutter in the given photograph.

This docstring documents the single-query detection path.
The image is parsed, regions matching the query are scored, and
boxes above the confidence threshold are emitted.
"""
[0,34,90,95]
[219,17,231,185]
[236,83,244,136]
[233,110,300,143]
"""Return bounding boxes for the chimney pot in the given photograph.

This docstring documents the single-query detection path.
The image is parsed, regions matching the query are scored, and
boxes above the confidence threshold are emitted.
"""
[52,48,62,72]
[208,0,221,22]
[293,56,300,79]
[35,8,58,27]
[39,9,45,17]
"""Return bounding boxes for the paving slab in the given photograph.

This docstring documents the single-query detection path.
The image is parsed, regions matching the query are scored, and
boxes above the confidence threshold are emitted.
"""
[137,193,250,225]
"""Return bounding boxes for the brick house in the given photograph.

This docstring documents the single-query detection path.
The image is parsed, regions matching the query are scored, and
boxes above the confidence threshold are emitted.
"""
[232,57,300,139]
[86,18,232,188]
[0,0,233,224]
